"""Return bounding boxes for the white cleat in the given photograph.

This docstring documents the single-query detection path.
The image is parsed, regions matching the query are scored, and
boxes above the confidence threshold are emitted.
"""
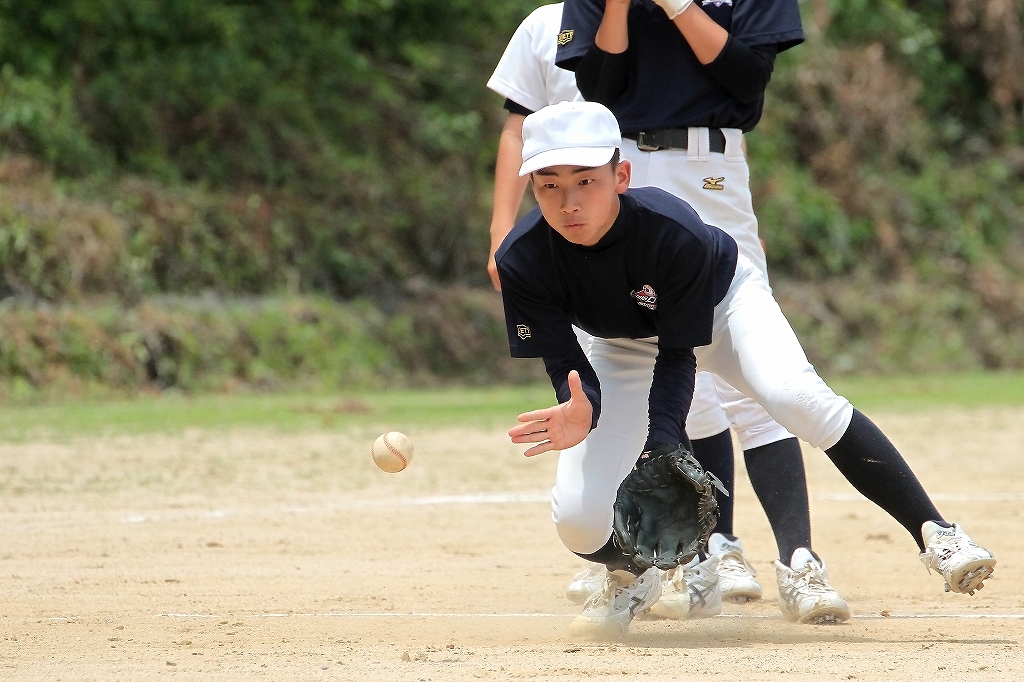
[920,521,996,595]
[566,564,607,605]
[709,533,762,603]
[644,554,722,620]
[774,548,850,625]
[569,567,662,639]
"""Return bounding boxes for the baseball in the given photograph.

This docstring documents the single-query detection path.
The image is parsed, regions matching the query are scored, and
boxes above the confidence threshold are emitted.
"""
[372,431,414,473]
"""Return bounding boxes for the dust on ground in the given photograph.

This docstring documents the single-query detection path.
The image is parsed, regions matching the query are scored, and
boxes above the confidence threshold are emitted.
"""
[1,407,1022,680]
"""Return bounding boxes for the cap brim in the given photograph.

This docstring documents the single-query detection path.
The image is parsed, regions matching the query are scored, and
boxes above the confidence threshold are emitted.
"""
[519,146,616,177]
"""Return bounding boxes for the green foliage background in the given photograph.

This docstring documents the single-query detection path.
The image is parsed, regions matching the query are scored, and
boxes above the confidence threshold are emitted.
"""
[0,0,1022,393]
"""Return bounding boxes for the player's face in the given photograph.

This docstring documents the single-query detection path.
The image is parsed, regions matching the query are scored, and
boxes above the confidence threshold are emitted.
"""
[530,159,631,246]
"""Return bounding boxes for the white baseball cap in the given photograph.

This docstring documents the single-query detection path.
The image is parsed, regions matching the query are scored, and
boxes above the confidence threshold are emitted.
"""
[519,101,621,176]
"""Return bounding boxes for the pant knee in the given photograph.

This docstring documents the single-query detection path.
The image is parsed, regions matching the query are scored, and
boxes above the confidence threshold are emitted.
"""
[551,497,614,555]
[762,382,853,450]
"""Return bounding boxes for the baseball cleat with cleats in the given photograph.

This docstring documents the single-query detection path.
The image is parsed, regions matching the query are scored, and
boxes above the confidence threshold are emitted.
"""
[709,533,762,603]
[566,564,607,605]
[643,554,722,620]
[569,567,662,639]
[775,548,850,625]
[920,521,996,595]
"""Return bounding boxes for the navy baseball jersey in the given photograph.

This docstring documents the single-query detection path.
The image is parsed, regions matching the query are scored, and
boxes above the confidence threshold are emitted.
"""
[496,186,738,446]
[556,0,804,132]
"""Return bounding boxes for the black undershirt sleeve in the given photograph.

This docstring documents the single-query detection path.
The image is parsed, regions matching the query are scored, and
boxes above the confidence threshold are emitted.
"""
[503,98,533,117]
[704,36,778,105]
[542,348,602,431]
[646,346,697,450]
[575,45,631,107]
[576,37,776,109]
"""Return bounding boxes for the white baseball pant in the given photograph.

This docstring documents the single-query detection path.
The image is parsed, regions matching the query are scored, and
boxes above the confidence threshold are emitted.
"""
[551,255,854,554]
[573,326,591,356]
[622,131,793,450]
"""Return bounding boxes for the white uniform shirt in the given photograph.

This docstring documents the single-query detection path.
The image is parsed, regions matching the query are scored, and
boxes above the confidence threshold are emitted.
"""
[486,3,581,112]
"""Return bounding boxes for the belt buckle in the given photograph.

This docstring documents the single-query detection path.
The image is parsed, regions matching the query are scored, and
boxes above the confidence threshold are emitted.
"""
[635,131,660,152]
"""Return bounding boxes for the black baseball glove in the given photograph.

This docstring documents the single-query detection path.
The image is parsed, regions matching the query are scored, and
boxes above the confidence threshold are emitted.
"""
[612,443,726,571]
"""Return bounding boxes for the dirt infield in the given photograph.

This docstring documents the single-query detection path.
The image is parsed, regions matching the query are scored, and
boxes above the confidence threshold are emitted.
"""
[1,407,1022,680]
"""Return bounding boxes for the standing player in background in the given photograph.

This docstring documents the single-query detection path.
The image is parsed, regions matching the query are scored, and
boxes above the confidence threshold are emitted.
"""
[485,6,595,381]
[553,0,850,623]
[486,3,837,624]
[486,3,582,292]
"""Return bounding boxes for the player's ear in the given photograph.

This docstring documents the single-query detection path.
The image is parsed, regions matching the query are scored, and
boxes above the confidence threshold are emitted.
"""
[614,158,631,194]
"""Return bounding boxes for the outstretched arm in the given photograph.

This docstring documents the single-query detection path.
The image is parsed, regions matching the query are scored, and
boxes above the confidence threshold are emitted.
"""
[509,370,595,457]
[646,346,697,449]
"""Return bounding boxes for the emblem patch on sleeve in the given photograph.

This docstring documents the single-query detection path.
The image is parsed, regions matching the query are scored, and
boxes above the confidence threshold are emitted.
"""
[631,285,657,310]
[702,176,725,191]
[557,29,574,46]
[517,324,532,340]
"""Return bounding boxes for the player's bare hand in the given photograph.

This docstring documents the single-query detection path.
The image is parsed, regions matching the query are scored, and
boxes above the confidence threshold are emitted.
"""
[487,254,501,291]
[508,370,593,457]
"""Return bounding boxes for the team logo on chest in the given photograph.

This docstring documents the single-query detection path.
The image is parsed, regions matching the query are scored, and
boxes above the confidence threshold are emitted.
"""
[702,0,733,6]
[517,324,532,340]
[631,285,657,310]
[703,176,725,190]
[557,29,574,46]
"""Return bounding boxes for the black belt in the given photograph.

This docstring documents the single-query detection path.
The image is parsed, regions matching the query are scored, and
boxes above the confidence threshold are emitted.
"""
[623,128,726,153]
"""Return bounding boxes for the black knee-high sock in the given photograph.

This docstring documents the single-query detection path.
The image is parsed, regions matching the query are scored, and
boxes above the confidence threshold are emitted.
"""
[691,429,735,536]
[744,437,812,563]
[825,409,944,550]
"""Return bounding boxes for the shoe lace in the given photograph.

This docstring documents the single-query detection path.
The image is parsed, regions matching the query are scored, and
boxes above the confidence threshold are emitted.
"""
[920,528,975,572]
[663,566,687,592]
[788,562,834,597]
[583,573,625,609]
[717,549,756,579]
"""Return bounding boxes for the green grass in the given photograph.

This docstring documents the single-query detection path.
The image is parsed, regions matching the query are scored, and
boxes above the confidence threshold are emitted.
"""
[826,371,1024,412]
[0,385,555,441]
[4,371,1024,440]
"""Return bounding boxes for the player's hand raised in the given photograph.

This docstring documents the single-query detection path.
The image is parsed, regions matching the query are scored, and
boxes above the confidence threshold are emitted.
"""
[508,370,593,457]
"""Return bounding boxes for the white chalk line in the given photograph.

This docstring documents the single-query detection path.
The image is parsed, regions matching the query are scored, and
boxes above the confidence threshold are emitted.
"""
[148,612,1024,621]
[285,492,553,513]
[118,491,1022,524]
[119,492,552,524]
[156,612,565,619]
[816,492,1024,502]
